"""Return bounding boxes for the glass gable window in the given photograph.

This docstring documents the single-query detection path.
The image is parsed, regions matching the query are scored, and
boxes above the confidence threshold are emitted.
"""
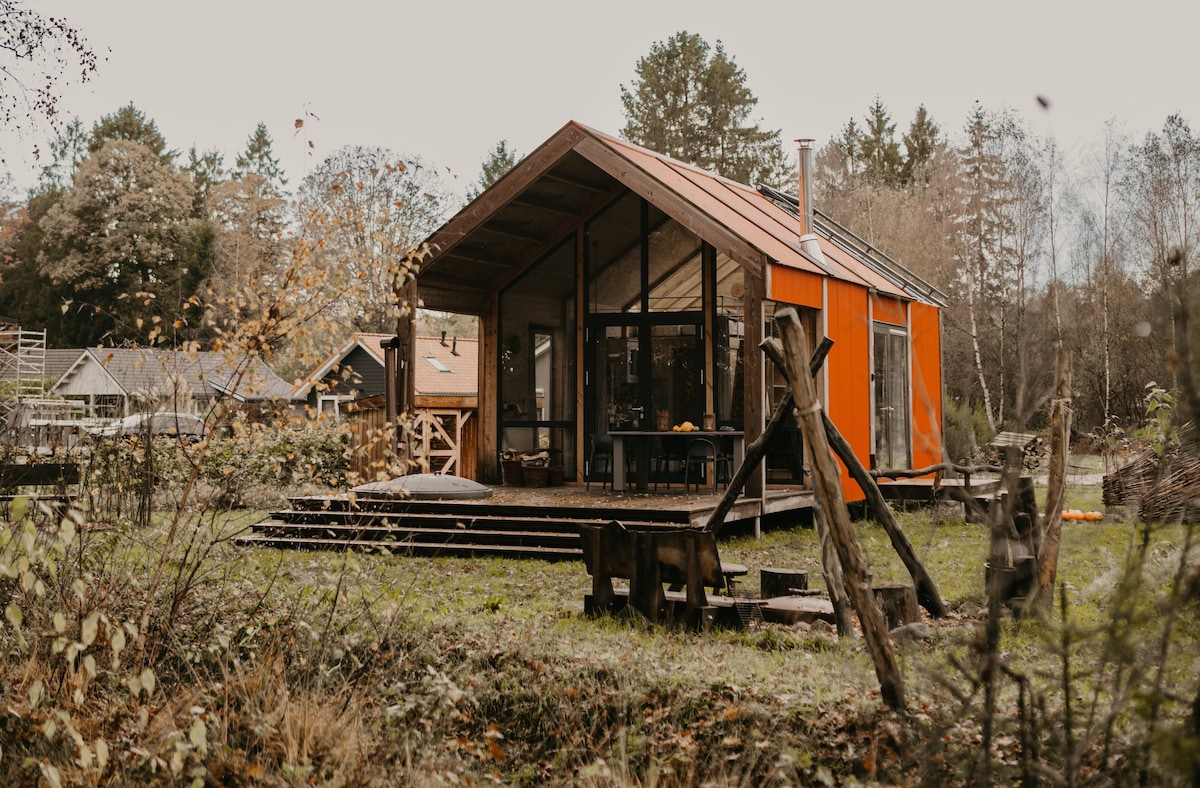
[714,251,744,425]
[587,193,641,314]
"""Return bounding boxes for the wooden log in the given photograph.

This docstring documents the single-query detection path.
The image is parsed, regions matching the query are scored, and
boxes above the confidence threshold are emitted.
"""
[773,307,906,712]
[813,491,855,636]
[873,583,919,629]
[704,337,833,536]
[760,567,808,598]
[1037,346,1072,608]
[762,340,949,618]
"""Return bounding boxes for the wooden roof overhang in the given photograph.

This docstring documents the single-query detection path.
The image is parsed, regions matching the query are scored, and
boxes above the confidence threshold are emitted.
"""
[417,122,780,315]
[417,121,946,318]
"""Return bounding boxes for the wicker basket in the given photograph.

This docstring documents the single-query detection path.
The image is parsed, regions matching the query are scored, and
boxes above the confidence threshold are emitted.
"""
[523,465,549,488]
[501,459,525,486]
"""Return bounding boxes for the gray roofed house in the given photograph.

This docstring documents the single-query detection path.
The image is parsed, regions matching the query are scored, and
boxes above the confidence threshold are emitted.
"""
[50,347,302,419]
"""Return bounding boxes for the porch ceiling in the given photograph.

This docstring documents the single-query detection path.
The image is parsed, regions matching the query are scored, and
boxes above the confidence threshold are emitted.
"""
[419,148,620,315]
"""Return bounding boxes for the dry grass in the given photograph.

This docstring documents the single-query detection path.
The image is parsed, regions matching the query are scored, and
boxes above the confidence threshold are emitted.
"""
[1,485,1198,785]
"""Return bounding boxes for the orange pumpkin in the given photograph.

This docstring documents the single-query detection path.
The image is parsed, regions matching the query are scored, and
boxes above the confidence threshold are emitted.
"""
[1084,511,1104,521]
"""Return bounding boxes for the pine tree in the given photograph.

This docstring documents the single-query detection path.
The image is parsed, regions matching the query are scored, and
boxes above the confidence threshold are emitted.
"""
[620,31,791,188]
[186,147,226,216]
[234,122,287,191]
[37,117,89,191]
[901,105,941,184]
[88,103,174,163]
[860,97,903,187]
[467,140,519,200]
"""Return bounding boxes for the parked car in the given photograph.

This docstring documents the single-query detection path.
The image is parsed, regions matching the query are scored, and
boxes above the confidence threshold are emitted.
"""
[91,412,208,442]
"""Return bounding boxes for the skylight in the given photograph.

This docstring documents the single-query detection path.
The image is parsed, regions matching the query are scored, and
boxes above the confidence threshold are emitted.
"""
[424,356,452,373]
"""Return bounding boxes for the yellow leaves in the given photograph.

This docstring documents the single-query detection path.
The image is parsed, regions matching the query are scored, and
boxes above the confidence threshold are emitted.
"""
[81,610,99,646]
[5,602,22,630]
[129,666,157,699]
[188,716,208,756]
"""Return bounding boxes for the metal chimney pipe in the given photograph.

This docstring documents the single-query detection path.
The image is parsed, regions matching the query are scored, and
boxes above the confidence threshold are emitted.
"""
[796,138,815,235]
[795,138,826,265]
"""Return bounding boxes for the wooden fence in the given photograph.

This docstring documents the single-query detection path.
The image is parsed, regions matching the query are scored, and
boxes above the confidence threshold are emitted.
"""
[344,397,476,482]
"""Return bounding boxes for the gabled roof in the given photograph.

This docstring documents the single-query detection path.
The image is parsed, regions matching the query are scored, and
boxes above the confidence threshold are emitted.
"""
[412,335,477,397]
[293,333,478,399]
[417,121,942,313]
[293,332,393,399]
[50,347,301,404]
[0,348,85,385]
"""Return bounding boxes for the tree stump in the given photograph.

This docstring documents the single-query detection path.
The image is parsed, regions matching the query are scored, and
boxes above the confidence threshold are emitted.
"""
[759,567,808,598]
[873,583,919,629]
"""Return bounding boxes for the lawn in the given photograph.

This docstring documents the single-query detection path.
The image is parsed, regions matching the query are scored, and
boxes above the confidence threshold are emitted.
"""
[1,484,1197,786]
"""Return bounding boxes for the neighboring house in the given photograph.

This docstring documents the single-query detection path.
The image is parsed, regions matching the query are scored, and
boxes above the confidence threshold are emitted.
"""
[413,121,946,502]
[294,332,478,414]
[295,333,479,477]
[50,347,301,419]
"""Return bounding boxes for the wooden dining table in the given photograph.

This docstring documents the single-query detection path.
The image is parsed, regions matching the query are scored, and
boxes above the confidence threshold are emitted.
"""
[608,430,745,492]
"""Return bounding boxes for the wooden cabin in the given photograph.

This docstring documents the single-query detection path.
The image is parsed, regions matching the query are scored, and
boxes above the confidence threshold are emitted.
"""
[414,122,945,501]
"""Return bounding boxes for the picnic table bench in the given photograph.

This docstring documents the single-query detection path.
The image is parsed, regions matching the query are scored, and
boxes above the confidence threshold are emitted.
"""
[0,461,82,515]
[579,520,747,631]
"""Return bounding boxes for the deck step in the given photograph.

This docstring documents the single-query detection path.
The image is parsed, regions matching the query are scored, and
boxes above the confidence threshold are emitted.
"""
[267,509,590,534]
[233,532,583,560]
[250,520,582,549]
[283,495,694,525]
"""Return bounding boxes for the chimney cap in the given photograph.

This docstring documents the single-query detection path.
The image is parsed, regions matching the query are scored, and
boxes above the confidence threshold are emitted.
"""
[795,138,816,148]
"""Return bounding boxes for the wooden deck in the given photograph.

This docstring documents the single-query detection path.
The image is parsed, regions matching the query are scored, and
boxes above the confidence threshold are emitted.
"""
[237,483,815,559]
[876,475,1002,505]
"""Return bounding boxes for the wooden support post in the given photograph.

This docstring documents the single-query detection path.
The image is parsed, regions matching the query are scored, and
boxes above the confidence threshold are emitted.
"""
[1038,345,1072,609]
[762,339,949,618]
[813,493,855,636]
[704,337,833,536]
[773,307,906,711]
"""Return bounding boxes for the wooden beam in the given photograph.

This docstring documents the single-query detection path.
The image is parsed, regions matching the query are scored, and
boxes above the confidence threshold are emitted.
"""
[575,136,763,280]
[423,124,587,265]
[1037,345,1072,608]
[704,337,832,536]
[774,306,906,711]
[763,338,949,619]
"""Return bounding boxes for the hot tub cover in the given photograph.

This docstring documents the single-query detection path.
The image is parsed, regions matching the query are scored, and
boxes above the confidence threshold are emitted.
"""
[352,473,494,500]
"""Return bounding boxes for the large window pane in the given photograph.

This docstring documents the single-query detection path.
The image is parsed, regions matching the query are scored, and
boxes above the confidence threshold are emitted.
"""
[647,205,703,313]
[714,252,744,424]
[873,325,911,469]
[648,323,702,430]
[587,193,641,314]
[499,239,576,475]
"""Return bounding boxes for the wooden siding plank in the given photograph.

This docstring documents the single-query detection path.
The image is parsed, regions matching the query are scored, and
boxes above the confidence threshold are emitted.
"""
[766,264,823,308]
[871,294,906,326]
[825,280,871,501]
[909,302,944,471]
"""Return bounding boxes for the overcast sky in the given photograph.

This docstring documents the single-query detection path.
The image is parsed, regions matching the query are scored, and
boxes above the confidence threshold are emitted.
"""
[3,0,1198,198]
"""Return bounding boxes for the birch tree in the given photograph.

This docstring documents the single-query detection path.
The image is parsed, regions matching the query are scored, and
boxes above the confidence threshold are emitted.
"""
[294,145,451,334]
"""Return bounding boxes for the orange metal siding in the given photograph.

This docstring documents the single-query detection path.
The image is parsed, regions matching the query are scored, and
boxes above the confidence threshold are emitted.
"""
[871,294,906,327]
[910,302,944,471]
[767,265,823,309]
[825,279,871,501]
